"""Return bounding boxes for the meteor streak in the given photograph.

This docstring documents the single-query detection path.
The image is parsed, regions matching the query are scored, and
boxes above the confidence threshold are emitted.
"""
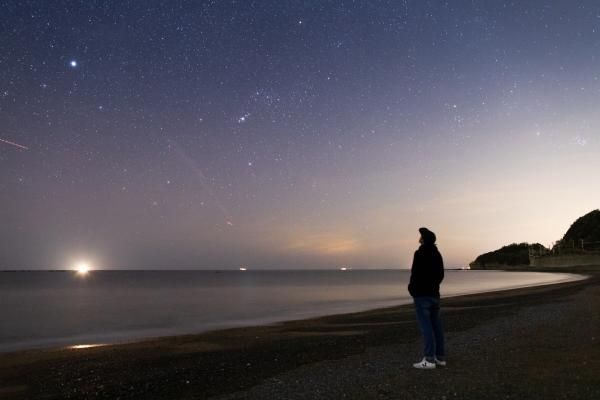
[0,138,29,150]
[170,140,234,226]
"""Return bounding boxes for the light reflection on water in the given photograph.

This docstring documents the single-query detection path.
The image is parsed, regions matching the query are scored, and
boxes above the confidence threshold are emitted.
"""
[68,343,106,350]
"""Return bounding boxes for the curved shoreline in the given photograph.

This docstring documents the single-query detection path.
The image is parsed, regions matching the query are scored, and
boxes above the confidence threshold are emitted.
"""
[1,271,597,400]
[0,271,587,354]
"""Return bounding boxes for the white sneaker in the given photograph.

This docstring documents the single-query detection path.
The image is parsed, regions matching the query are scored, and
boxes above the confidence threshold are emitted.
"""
[435,357,447,367]
[413,358,436,369]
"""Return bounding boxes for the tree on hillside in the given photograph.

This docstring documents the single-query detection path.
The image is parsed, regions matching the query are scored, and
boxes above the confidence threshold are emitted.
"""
[560,209,600,250]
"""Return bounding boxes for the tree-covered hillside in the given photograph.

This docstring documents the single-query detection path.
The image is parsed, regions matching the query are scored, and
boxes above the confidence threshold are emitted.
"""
[562,209,600,245]
[470,209,600,268]
[470,243,547,268]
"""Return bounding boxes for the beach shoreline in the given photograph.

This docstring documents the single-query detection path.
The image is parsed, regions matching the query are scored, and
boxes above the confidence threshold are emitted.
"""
[0,269,584,354]
[1,269,598,399]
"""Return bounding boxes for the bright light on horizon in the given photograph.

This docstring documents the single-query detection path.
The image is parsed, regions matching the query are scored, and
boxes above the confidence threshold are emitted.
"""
[75,261,91,275]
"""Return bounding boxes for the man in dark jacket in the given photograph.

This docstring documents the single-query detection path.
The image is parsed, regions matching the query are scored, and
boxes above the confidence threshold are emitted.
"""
[408,227,445,369]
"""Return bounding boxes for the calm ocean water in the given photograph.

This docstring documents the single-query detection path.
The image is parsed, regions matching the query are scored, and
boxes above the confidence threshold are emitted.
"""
[0,269,581,352]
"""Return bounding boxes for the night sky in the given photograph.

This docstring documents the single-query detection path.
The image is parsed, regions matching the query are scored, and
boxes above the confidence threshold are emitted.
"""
[1,1,599,269]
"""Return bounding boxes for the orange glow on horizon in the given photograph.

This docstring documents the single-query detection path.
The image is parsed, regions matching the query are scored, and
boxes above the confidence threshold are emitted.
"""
[285,233,360,255]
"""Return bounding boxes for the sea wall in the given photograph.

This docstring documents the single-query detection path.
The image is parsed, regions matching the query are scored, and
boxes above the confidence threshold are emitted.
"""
[530,253,600,267]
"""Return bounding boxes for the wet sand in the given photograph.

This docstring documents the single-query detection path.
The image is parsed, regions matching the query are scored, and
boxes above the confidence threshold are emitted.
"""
[1,268,598,400]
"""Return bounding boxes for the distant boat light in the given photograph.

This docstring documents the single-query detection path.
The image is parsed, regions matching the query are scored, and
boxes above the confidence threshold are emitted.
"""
[340,267,348,271]
[239,267,247,271]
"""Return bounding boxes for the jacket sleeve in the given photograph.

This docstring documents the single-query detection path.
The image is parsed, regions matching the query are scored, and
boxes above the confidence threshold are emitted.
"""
[437,251,445,284]
[408,250,419,296]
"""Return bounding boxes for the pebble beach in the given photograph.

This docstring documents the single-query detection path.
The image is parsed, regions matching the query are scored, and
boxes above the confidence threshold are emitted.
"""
[1,269,598,400]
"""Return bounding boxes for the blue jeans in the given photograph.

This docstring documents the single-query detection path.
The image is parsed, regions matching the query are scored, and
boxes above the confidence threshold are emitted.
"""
[413,296,445,361]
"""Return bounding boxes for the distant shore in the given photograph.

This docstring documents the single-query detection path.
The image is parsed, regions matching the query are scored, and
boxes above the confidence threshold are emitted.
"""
[0,268,598,399]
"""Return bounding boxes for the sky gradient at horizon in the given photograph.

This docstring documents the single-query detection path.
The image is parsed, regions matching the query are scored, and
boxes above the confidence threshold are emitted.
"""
[1,1,599,269]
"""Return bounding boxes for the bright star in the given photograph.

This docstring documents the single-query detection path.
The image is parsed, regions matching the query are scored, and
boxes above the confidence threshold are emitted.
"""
[238,112,250,123]
[70,60,77,67]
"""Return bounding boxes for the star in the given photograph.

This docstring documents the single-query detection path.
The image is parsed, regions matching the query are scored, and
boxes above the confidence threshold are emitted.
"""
[70,60,77,67]
[238,112,250,123]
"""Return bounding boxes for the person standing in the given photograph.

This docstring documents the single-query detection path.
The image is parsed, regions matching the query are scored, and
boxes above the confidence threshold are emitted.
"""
[408,227,446,369]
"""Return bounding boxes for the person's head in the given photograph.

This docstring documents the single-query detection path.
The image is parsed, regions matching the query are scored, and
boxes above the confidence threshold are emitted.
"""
[418,227,436,246]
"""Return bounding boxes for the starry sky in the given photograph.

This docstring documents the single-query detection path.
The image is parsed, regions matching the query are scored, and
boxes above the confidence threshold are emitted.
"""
[1,1,599,269]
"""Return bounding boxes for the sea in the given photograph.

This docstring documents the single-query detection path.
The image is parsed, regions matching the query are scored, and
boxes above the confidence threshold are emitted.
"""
[0,269,582,352]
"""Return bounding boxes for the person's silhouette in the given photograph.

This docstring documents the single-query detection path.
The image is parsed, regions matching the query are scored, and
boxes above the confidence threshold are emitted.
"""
[408,227,446,369]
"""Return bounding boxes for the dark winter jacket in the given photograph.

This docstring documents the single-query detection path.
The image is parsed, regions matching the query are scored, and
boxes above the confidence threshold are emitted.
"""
[408,244,444,297]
